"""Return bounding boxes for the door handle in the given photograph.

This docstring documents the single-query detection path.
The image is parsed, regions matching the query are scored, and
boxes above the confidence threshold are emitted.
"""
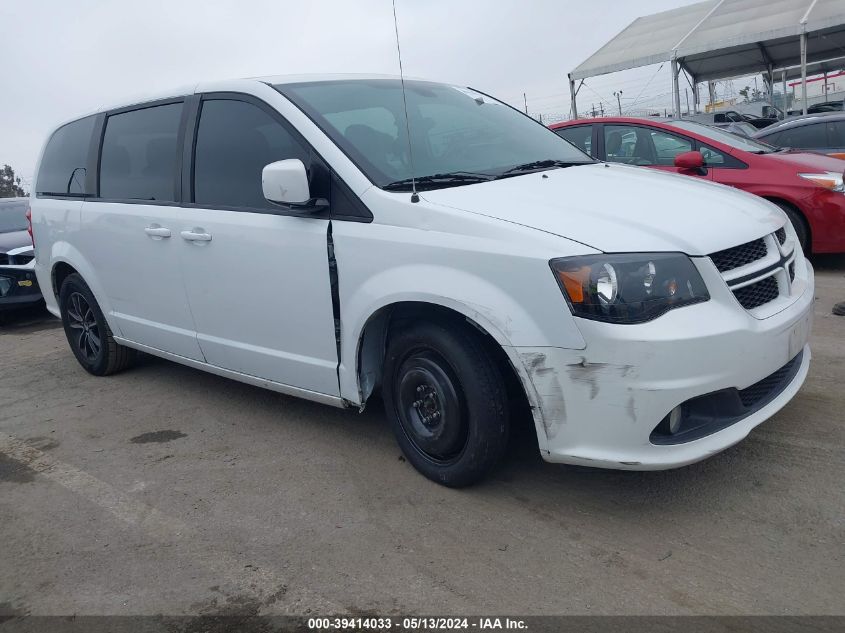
[144,225,171,239]
[180,229,212,242]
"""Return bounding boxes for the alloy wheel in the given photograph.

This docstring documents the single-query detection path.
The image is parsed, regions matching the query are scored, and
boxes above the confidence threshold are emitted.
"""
[66,291,101,362]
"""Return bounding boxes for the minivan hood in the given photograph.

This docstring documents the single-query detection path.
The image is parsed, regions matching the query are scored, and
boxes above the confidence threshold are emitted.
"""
[421,163,783,255]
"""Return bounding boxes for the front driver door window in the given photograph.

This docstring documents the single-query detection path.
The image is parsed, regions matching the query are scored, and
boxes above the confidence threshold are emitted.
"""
[649,129,693,166]
[178,97,340,396]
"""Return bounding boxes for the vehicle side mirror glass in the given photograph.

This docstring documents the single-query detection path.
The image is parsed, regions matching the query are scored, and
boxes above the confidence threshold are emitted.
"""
[262,159,312,206]
[674,151,705,170]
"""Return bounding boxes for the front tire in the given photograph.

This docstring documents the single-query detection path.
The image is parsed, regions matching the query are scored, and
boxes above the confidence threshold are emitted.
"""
[383,320,509,487]
[773,201,810,253]
[59,273,136,376]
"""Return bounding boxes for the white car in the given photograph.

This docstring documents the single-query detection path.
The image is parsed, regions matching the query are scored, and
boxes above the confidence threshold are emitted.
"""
[30,75,813,486]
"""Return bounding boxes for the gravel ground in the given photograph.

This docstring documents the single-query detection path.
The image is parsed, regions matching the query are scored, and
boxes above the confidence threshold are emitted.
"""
[1,256,843,617]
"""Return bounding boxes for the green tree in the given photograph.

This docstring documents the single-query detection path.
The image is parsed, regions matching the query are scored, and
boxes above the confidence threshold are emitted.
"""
[0,164,27,198]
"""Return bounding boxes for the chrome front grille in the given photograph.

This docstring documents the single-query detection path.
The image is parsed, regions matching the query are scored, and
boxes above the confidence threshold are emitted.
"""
[710,227,797,313]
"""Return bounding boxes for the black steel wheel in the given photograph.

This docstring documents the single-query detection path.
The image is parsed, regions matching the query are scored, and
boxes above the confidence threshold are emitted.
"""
[395,350,468,464]
[384,319,509,487]
[59,273,136,376]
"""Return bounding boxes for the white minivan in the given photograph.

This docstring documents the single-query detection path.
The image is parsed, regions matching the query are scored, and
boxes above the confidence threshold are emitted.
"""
[31,75,813,486]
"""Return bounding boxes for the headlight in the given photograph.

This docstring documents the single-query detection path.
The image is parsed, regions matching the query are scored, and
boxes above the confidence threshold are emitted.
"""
[550,253,710,324]
[798,172,844,192]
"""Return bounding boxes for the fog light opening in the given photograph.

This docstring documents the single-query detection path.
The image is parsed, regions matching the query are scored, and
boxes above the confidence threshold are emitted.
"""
[668,406,682,434]
[657,405,684,436]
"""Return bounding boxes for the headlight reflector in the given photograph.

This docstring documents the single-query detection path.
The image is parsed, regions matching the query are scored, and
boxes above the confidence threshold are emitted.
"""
[596,263,618,305]
[550,253,709,324]
[798,172,844,192]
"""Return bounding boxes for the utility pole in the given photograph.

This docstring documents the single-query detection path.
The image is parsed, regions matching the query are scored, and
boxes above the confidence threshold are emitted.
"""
[614,90,623,116]
[523,92,528,114]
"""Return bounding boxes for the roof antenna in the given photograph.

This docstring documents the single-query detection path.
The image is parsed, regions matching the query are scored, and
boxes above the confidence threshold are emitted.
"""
[392,0,419,203]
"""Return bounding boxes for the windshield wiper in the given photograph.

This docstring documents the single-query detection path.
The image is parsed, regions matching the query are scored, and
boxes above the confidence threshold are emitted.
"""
[383,172,495,192]
[498,159,589,176]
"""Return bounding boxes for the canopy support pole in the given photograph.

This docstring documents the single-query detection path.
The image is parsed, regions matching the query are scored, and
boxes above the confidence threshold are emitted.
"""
[693,81,700,114]
[568,74,579,120]
[782,69,788,115]
[800,27,808,115]
[671,55,681,118]
[767,65,775,111]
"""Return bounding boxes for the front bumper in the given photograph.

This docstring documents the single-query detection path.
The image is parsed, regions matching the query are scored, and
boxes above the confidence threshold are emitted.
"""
[517,261,814,470]
[0,262,43,312]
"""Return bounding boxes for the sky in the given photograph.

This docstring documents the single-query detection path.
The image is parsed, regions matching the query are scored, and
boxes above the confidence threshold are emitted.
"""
[1,0,711,189]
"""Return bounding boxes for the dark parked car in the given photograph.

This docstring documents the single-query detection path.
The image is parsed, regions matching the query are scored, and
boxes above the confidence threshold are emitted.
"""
[740,114,779,129]
[808,101,844,114]
[0,197,42,321]
[753,112,845,159]
[788,101,845,116]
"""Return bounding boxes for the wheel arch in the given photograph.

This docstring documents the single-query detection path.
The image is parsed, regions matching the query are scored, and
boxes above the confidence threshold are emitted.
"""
[760,196,812,248]
[350,300,549,453]
[51,261,78,299]
[47,243,119,334]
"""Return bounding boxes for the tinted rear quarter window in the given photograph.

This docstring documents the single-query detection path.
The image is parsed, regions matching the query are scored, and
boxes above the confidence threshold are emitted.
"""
[37,116,96,196]
[100,103,182,201]
[193,99,309,209]
[759,130,781,146]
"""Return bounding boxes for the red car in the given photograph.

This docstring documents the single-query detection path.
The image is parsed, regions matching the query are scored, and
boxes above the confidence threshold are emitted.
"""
[550,117,845,253]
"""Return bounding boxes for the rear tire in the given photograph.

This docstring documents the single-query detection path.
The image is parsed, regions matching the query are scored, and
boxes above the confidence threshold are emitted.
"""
[59,273,136,376]
[772,200,809,253]
[383,319,509,487]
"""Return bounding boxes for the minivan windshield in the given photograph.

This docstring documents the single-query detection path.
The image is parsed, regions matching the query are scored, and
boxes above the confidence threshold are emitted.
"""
[277,79,593,190]
[665,120,777,154]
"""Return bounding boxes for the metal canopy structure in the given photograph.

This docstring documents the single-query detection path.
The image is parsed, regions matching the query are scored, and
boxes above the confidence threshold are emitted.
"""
[568,0,845,118]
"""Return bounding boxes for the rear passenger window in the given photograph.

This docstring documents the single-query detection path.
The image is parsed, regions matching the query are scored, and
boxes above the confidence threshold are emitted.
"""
[555,126,593,156]
[779,123,827,149]
[99,103,182,201]
[829,121,845,146]
[37,116,96,196]
[193,99,309,210]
